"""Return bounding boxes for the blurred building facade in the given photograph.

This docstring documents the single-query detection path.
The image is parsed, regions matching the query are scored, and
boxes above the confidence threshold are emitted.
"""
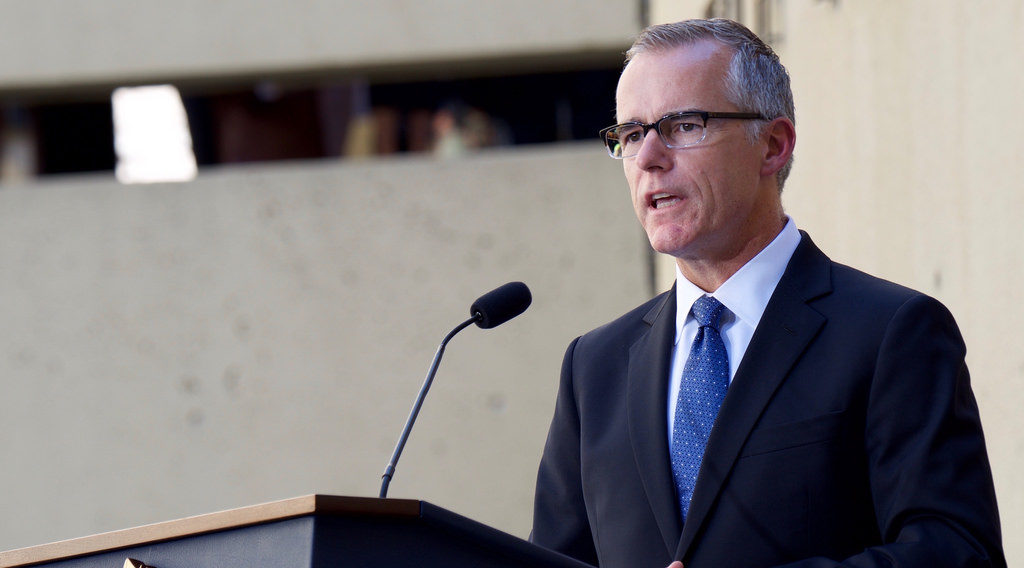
[0,0,1019,564]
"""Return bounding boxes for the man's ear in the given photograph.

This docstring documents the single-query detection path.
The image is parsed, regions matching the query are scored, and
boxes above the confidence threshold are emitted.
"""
[760,117,796,178]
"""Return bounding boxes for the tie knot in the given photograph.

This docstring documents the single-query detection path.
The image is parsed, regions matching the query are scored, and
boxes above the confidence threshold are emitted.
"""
[691,296,726,330]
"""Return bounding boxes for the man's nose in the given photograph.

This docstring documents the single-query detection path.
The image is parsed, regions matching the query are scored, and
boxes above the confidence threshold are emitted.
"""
[634,128,669,168]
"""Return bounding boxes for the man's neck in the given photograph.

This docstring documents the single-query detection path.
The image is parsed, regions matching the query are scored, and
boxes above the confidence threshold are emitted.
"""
[676,214,788,292]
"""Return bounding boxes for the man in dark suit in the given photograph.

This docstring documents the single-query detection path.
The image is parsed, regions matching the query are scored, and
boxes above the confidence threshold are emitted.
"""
[530,19,1004,568]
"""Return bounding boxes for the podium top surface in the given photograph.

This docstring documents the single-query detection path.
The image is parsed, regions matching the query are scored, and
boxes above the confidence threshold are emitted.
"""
[0,495,422,568]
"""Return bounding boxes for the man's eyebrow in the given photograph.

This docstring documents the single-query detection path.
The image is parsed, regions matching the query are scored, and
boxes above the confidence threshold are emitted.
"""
[663,108,702,116]
[616,109,702,123]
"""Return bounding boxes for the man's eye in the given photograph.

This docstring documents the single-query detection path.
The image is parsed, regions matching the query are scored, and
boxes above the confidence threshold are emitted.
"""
[622,129,643,143]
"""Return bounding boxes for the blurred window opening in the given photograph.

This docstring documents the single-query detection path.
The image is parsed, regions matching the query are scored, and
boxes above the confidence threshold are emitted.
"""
[0,67,620,183]
[112,85,198,184]
[31,100,116,176]
[0,107,37,184]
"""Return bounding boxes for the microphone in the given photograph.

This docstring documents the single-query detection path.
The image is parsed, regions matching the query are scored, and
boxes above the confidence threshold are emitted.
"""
[378,282,532,498]
[470,281,532,329]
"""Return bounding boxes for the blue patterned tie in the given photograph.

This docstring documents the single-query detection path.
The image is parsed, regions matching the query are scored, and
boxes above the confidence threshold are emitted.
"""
[671,295,729,523]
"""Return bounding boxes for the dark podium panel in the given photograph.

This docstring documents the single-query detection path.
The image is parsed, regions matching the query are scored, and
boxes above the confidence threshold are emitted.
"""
[0,495,594,568]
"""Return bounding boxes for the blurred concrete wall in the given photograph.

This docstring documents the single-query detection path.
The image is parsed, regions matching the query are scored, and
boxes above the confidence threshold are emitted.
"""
[652,1,1024,564]
[0,0,639,92]
[0,144,650,550]
[0,0,645,552]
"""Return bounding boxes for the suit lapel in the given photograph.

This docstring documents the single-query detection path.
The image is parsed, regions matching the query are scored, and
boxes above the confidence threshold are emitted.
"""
[626,288,682,556]
[675,233,834,560]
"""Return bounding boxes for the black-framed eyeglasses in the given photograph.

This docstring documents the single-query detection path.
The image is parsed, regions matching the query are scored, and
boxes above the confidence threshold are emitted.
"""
[599,111,766,159]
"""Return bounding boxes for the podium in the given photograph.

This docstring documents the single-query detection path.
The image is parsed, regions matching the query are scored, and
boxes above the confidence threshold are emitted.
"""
[0,495,594,568]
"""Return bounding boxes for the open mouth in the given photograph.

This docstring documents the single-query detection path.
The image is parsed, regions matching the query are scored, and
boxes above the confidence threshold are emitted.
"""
[651,192,681,209]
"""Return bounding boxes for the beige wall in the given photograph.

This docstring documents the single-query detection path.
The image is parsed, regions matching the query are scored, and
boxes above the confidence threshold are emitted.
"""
[647,0,1023,564]
[0,145,650,551]
[0,0,639,92]
[0,0,652,555]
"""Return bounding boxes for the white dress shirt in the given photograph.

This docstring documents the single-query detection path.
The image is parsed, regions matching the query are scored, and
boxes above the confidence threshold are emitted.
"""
[667,217,802,440]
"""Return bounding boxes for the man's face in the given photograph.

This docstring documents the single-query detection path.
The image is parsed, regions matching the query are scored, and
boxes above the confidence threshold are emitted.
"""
[616,41,776,266]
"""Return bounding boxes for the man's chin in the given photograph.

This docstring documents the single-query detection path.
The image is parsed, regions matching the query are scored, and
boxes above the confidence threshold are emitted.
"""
[648,237,694,259]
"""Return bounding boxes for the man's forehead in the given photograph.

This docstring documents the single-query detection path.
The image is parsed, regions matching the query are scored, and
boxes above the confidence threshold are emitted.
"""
[615,40,734,120]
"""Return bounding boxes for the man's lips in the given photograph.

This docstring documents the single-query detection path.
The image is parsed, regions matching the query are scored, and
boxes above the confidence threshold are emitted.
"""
[649,192,683,209]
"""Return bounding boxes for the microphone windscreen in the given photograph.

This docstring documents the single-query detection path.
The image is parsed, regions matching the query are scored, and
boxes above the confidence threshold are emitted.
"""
[470,282,532,329]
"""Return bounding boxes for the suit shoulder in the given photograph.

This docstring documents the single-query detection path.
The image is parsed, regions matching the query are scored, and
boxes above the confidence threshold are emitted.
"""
[820,260,962,341]
[828,260,937,308]
[794,232,941,312]
[573,290,671,351]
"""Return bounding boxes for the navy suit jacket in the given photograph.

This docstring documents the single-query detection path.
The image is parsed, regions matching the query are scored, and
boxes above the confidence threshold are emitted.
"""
[531,233,1004,567]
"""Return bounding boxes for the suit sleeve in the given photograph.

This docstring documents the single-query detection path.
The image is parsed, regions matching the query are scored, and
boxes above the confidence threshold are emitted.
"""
[777,294,1005,567]
[531,337,600,566]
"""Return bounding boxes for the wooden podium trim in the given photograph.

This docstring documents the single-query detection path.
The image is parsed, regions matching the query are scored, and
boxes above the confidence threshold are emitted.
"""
[0,495,421,568]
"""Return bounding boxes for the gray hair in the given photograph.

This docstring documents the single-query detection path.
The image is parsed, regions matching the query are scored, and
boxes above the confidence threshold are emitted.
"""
[625,19,795,190]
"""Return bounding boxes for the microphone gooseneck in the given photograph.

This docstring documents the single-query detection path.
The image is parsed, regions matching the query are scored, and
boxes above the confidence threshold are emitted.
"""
[378,282,532,499]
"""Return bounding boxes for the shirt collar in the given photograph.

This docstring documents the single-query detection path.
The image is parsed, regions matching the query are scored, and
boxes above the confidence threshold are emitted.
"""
[674,217,802,343]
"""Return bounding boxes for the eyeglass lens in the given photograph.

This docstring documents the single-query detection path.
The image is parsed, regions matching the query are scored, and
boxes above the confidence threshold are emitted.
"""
[605,114,706,158]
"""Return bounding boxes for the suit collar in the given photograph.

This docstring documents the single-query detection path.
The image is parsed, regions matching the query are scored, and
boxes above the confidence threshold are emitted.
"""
[675,232,833,560]
[674,217,803,341]
[628,287,684,556]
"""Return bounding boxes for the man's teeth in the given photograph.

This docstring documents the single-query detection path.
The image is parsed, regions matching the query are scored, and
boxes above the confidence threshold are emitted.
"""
[652,193,676,208]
